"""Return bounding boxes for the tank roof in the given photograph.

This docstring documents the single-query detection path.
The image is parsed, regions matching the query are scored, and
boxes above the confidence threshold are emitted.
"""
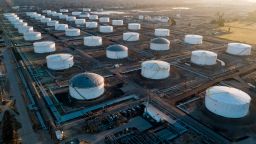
[151,37,170,44]
[206,86,251,105]
[69,72,104,88]
[107,44,128,51]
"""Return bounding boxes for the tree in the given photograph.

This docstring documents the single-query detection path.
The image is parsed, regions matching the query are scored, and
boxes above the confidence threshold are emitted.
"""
[211,12,225,27]
[1,111,21,144]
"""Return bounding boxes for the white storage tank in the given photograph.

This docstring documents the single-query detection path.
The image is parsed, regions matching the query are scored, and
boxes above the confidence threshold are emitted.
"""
[79,13,90,18]
[226,43,252,56]
[55,24,68,31]
[106,44,128,59]
[66,16,76,22]
[10,18,22,23]
[83,8,91,12]
[128,23,141,30]
[154,29,170,37]
[35,14,44,20]
[50,11,57,16]
[141,60,170,80]
[150,38,170,51]
[75,19,86,25]
[138,15,144,20]
[60,9,69,13]
[84,36,102,46]
[205,86,251,118]
[42,10,48,13]
[18,26,33,34]
[99,17,110,23]
[46,53,74,70]
[160,16,169,23]
[69,72,104,100]
[65,28,80,36]
[41,17,51,23]
[4,13,17,18]
[89,15,98,20]
[24,32,42,41]
[99,26,113,33]
[184,35,203,45]
[191,50,217,66]
[14,22,28,29]
[72,11,82,16]
[27,12,37,18]
[11,19,23,26]
[123,32,140,41]
[112,20,124,26]
[47,20,59,27]
[9,18,21,24]
[52,12,60,17]
[33,41,56,53]
[46,10,52,15]
[86,22,98,28]
[55,13,63,17]
[59,14,68,20]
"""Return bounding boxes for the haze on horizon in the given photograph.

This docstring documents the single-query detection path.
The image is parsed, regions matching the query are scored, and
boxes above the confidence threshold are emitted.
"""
[1,0,256,9]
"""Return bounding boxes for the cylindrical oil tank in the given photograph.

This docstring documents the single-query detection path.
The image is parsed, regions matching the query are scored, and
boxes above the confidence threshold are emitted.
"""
[55,13,63,17]
[24,32,42,41]
[60,9,69,13]
[59,14,68,20]
[191,50,217,66]
[46,10,52,15]
[65,28,80,36]
[154,29,170,37]
[46,53,74,70]
[42,10,48,13]
[40,17,51,23]
[18,26,33,34]
[112,20,124,26]
[160,16,169,23]
[150,37,170,51]
[50,11,57,16]
[86,22,98,28]
[138,15,144,20]
[99,17,110,23]
[55,24,68,31]
[83,8,91,12]
[52,12,60,17]
[123,32,140,41]
[128,23,141,30]
[84,36,102,46]
[47,20,59,27]
[99,26,113,33]
[79,13,90,18]
[69,72,104,100]
[205,86,251,118]
[35,14,44,20]
[141,60,170,80]
[184,35,203,45]
[106,44,128,59]
[14,22,28,29]
[33,41,56,53]
[72,11,82,16]
[89,15,98,20]
[66,16,76,22]
[75,19,86,25]
[226,43,252,56]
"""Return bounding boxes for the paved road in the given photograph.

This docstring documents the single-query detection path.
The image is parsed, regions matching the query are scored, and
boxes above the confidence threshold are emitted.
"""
[3,48,53,144]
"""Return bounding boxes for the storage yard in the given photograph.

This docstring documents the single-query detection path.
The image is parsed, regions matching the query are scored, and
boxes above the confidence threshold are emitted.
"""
[0,1,256,144]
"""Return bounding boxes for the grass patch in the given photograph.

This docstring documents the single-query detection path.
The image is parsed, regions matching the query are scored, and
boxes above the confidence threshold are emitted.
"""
[217,22,256,44]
